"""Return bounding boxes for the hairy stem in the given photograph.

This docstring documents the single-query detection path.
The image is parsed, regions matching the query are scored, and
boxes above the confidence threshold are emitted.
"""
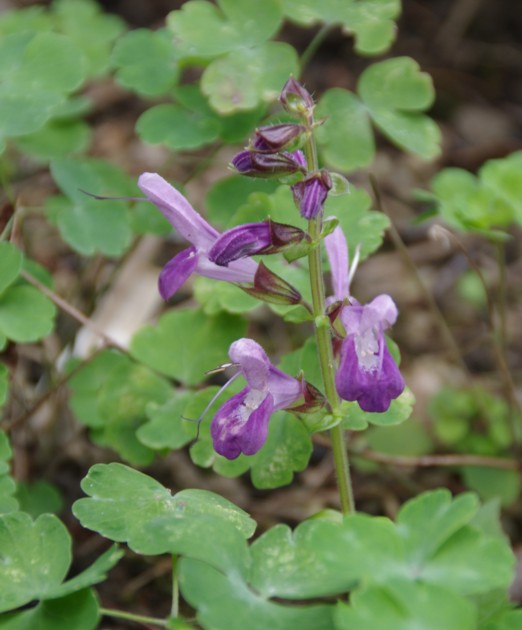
[303,128,355,514]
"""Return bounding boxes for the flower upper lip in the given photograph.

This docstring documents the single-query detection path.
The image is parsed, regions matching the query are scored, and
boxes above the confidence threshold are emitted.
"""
[138,173,257,299]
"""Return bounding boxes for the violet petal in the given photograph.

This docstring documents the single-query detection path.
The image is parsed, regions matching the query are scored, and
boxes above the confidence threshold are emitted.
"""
[158,246,198,300]
[208,223,272,266]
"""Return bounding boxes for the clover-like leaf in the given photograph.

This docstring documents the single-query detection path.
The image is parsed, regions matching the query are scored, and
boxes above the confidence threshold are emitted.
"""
[0,589,99,630]
[179,557,334,630]
[167,0,283,58]
[0,243,22,296]
[335,581,476,630]
[201,42,299,114]
[130,308,247,386]
[73,463,256,556]
[112,28,180,96]
[358,57,440,158]
[137,390,194,451]
[0,512,121,613]
[281,0,401,55]
[0,286,56,343]
[0,32,86,138]
[15,481,63,519]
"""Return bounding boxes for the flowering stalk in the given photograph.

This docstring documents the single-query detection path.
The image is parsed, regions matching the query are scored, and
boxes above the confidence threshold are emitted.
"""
[294,91,355,514]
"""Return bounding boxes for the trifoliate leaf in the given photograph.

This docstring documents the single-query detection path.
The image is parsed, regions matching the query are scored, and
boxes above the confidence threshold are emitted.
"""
[130,308,247,386]
[480,151,522,225]
[137,390,194,450]
[112,28,180,96]
[167,0,283,58]
[0,243,23,296]
[342,387,415,429]
[0,286,56,343]
[201,42,299,114]
[461,467,521,507]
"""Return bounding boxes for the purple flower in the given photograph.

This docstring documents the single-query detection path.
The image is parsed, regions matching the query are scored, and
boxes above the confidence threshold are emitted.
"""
[211,338,303,459]
[138,173,257,300]
[325,226,405,412]
[231,150,306,178]
[253,123,306,152]
[292,171,332,219]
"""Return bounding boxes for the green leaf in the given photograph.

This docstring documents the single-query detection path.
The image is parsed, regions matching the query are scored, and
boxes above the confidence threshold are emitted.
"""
[0,430,18,514]
[250,413,312,489]
[201,42,299,113]
[250,520,356,599]
[335,581,476,630]
[51,0,125,78]
[112,28,180,96]
[461,467,521,507]
[167,0,283,58]
[206,176,279,230]
[0,243,22,296]
[325,188,389,261]
[0,511,121,613]
[0,589,99,630]
[68,350,128,429]
[179,557,334,630]
[137,390,195,450]
[358,57,441,159]
[15,481,63,518]
[397,489,479,564]
[480,151,522,225]
[193,277,261,315]
[137,103,221,150]
[316,88,375,171]
[482,608,522,630]
[341,387,415,429]
[14,119,90,160]
[0,285,56,342]
[0,513,71,611]
[281,0,401,54]
[73,463,256,555]
[49,158,135,256]
[130,308,247,386]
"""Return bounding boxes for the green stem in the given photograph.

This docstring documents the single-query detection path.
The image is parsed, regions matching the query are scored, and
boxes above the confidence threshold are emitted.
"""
[171,555,179,619]
[299,23,335,74]
[100,607,167,627]
[303,127,355,515]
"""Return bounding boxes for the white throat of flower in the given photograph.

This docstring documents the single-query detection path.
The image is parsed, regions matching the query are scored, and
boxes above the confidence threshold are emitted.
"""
[355,327,381,371]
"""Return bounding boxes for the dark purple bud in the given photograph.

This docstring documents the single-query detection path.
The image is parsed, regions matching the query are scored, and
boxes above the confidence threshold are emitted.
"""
[253,124,306,152]
[292,170,332,219]
[209,220,309,266]
[279,77,315,117]
[231,150,306,178]
[208,222,271,266]
[242,261,302,305]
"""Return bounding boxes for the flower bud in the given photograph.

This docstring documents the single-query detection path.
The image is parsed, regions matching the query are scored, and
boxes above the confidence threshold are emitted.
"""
[208,220,309,266]
[242,261,302,305]
[292,170,332,219]
[231,150,306,179]
[279,77,315,118]
[253,123,306,152]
